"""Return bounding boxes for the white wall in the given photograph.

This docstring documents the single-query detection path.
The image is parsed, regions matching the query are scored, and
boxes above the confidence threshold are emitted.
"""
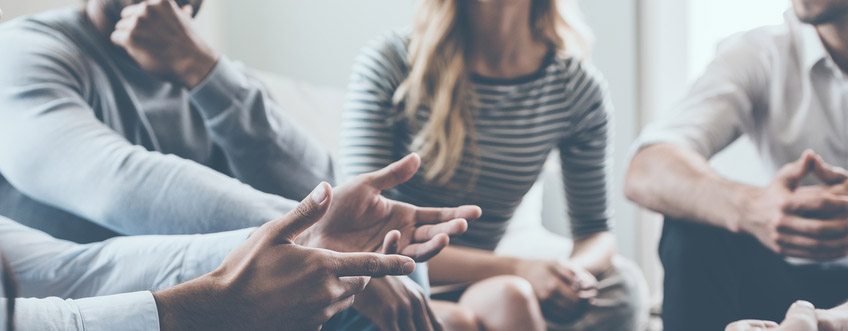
[207,0,415,88]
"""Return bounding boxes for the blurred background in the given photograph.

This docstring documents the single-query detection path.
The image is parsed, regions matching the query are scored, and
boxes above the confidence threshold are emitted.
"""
[0,0,790,308]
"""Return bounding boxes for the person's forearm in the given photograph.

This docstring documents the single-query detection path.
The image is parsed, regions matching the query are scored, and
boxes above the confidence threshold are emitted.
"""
[569,232,615,276]
[427,246,521,286]
[0,218,250,299]
[625,143,760,232]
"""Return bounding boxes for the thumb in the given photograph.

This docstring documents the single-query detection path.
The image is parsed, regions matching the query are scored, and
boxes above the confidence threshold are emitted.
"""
[782,300,817,330]
[777,150,817,189]
[810,153,848,185]
[268,182,332,241]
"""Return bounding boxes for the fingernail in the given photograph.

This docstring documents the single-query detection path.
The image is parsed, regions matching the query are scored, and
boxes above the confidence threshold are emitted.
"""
[403,261,416,273]
[795,300,815,309]
[311,183,328,204]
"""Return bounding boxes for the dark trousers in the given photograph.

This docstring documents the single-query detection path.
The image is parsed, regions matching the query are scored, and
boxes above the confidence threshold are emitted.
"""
[660,218,848,331]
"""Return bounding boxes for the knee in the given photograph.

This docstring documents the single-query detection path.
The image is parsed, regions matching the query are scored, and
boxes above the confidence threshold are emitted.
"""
[439,305,480,331]
[483,275,538,306]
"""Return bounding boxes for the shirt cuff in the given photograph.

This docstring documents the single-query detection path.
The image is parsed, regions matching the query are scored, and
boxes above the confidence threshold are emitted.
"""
[75,291,159,331]
[189,57,248,119]
[179,228,253,283]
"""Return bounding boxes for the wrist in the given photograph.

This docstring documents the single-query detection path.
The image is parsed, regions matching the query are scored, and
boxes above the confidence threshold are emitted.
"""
[153,274,229,331]
[175,49,219,89]
[733,185,768,234]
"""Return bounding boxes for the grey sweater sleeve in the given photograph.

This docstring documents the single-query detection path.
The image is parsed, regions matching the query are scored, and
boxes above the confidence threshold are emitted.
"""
[190,58,336,198]
[0,30,296,235]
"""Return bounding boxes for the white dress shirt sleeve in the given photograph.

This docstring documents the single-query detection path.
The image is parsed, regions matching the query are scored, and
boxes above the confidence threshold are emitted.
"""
[632,33,771,158]
[8,292,159,331]
[0,217,251,299]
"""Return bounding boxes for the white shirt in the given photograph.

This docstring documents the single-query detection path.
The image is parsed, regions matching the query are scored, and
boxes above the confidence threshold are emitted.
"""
[0,217,250,330]
[635,11,848,265]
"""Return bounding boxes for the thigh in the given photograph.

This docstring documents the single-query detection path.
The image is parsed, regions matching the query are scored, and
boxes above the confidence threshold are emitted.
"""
[659,219,784,331]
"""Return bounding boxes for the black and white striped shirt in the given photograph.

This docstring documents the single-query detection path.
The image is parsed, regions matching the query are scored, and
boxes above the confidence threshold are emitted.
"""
[341,32,612,251]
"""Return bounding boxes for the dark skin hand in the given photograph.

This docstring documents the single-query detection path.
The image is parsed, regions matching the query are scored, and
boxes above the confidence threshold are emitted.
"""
[110,0,218,88]
[154,183,417,331]
[298,153,482,262]
[352,231,444,331]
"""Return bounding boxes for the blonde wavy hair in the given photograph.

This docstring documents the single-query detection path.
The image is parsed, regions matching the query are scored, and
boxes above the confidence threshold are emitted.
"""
[393,0,592,186]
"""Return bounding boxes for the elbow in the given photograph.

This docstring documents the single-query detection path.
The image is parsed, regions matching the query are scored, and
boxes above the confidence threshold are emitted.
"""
[623,150,652,207]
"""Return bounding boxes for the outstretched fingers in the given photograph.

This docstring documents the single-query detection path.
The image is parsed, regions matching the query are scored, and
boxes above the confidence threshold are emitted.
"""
[366,153,421,191]
[412,219,468,241]
[414,205,482,224]
[399,233,451,262]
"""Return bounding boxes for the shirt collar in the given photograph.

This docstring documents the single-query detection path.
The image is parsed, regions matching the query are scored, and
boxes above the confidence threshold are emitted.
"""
[787,10,830,72]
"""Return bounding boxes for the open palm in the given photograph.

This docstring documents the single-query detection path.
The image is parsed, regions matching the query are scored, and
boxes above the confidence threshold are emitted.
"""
[299,154,482,261]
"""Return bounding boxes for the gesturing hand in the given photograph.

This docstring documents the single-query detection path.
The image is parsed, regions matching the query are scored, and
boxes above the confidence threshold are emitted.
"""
[110,0,218,88]
[300,153,483,262]
[742,150,848,260]
[153,183,416,331]
[515,259,598,323]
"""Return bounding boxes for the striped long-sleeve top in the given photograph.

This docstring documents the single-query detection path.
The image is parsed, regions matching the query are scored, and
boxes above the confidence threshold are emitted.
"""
[341,32,612,251]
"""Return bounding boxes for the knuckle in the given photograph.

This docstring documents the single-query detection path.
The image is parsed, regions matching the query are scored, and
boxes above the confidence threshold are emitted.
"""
[364,256,382,275]
[294,202,317,220]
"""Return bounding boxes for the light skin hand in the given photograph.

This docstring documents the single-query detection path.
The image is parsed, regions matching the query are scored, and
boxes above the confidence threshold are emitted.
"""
[816,300,848,331]
[110,0,218,88]
[725,301,818,331]
[153,183,416,331]
[298,153,482,262]
[515,259,598,323]
[740,150,848,260]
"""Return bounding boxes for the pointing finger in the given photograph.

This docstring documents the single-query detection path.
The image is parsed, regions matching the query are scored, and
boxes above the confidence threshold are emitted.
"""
[331,252,415,277]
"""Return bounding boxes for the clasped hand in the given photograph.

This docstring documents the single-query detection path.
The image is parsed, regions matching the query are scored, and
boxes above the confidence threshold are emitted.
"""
[743,150,848,261]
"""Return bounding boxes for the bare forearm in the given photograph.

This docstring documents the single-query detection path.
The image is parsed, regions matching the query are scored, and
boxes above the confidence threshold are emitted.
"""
[625,144,758,232]
[569,232,615,276]
[427,246,520,286]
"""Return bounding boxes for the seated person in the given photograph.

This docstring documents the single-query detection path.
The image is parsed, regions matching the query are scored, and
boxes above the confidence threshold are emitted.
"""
[0,147,481,329]
[625,0,848,329]
[0,0,332,242]
[341,0,645,330]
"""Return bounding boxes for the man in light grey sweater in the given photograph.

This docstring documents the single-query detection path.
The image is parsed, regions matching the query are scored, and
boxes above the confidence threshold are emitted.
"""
[0,0,335,242]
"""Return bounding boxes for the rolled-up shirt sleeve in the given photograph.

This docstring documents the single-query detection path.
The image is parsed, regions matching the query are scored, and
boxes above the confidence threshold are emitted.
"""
[632,33,768,159]
[9,292,159,331]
